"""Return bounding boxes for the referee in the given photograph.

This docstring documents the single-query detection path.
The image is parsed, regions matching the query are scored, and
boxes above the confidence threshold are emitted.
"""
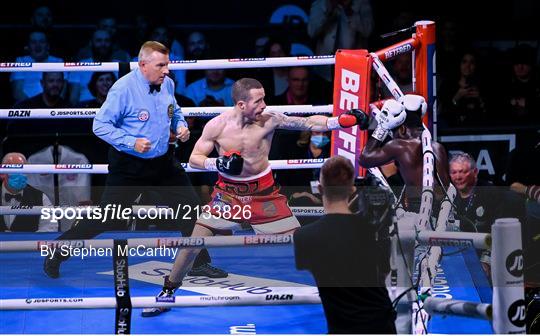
[44,41,226,279]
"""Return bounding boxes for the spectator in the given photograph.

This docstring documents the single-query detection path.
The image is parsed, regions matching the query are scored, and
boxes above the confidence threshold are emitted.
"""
[294,155,396,334]
[269,66,329,161]
[125,15,151,57]
[307,0,374,82]
[449,153,497,233]
[185,31,211,85]
[281,130,331,212]
[390,53,413,94]
[9,72,90,136]
[185,69,234,107]
[30,5,53,31]
[12,72,68,109]
[77,17,131,62]
[439,50,488,127]
[10,31,64,103]
[501,44,540,125]
[27,145,92,232]
[79,72,116,108]
[265,37,291,97]
[69,29,122,105]
[269,66,326,105]
[0,152,56,232]
[449,152,503,278]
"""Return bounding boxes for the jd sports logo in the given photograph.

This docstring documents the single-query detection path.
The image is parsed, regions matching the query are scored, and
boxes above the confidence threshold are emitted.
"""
[508,299,526,327]
[506,249,524,277]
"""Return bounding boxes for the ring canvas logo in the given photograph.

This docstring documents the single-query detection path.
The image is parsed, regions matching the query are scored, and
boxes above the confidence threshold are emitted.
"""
[98,261,316,297]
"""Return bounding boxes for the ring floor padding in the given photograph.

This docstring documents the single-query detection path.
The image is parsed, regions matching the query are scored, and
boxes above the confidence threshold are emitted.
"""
[0,231,493,334]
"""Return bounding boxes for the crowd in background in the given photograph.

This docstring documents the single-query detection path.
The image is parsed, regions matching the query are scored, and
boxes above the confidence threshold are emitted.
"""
[0,0,538,234]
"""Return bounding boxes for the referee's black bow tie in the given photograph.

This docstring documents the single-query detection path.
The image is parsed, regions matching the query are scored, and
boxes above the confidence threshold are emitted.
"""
[5,193,22,202]
[149,84,161,94]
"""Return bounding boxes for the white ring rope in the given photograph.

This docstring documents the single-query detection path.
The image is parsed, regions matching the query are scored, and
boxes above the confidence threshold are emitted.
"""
[424,297,492,320]
[0,159,326,174]
[0,105,332,119]
[0,293,321,310]
[370,53,404,100]
[0,205,324,217]
[0,56,335,73]
[0,234,294,252]
[418,128,435,231]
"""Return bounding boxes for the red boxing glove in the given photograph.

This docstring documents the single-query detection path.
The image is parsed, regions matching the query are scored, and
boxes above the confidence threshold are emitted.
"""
[327,109,369,130]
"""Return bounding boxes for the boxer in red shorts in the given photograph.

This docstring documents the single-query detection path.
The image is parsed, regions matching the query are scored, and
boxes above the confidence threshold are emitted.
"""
[143,77,368,317]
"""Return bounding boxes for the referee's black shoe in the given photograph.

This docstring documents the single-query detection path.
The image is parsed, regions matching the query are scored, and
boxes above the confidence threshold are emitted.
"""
[187,263,228,278]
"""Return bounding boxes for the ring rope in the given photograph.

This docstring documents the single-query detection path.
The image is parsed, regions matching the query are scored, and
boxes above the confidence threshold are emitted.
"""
[0,105,333,119]
[0,234,294,252]
[0,159,326,174]
[0,293,321,311]
[0,56,335,73]
[0,230,490,253]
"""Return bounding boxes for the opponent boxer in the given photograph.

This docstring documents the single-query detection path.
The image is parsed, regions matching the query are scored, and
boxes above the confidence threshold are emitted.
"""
[142,77,368,317]
[359,94,450,209]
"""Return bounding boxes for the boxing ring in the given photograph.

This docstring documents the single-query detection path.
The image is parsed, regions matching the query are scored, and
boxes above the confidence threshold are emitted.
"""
[0,20,526,334]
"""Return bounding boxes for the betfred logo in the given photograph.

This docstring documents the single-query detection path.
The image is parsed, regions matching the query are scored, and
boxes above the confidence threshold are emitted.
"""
[428,238,473,248]
[0,164,23,168]
[64,62,102,66]
[297,55,334,60]
[156,237,204,247]
[286,159,324,164]
[8,110,31,117]
[244,235,292,245]
[0,62,32,67]
[37,240,85,250]
[384,43,413,59]
[336,67,361,166]
[55,164,93,169]
[228,58,265,62]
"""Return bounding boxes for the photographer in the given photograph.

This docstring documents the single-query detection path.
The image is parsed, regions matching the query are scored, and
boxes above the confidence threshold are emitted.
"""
[294,156,396,334]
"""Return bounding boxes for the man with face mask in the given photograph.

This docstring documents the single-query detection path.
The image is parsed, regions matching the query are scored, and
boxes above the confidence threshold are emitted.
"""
[0,153,55,232]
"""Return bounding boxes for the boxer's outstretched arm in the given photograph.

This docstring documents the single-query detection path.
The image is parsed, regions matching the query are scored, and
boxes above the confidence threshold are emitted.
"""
[267,110,331,131]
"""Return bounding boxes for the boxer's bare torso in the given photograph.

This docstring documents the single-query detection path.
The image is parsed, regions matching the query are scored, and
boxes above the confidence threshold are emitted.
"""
[189,88,332,177]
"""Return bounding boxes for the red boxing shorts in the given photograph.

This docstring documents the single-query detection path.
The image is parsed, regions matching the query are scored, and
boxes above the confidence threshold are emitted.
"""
[197,166,300,234]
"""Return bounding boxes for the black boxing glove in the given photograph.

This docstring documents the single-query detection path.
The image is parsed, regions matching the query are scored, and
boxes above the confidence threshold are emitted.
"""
[215,150,244,176]
[326,108,369,130]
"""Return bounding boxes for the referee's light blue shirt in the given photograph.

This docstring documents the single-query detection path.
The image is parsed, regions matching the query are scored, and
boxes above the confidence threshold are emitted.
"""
[93,68,187,159]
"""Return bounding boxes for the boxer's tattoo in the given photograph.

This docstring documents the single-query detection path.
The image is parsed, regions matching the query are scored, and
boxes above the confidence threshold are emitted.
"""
[278,116,311,130]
